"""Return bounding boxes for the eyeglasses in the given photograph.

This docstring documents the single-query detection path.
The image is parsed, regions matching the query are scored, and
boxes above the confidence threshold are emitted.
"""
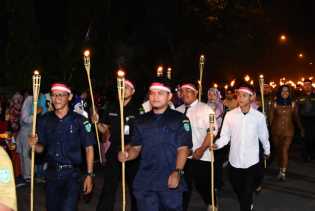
[51,93,69,98]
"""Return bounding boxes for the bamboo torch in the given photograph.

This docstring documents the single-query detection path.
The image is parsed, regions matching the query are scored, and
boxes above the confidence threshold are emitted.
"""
[209,112,216,211]
[258,74,267,168]
[117,69,126,211]
[83,50,103,164]
[199,55,205,101]
[31,70,41,211]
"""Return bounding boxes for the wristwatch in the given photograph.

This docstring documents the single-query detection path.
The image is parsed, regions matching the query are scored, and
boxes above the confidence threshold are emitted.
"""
[175,169,184,176]
[86,172,95,178]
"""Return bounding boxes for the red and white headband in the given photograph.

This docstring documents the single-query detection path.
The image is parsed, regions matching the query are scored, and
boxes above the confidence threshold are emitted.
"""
[125,80,135,90]
[181,83,198,92]
[51,83,71,94]
[149,82,171,93]
[237,87,253,95]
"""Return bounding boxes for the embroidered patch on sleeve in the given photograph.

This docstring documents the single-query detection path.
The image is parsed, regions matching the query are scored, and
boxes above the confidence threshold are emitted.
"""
[0,169,11,184]
[182,120,191,132]
[83,121,92,133]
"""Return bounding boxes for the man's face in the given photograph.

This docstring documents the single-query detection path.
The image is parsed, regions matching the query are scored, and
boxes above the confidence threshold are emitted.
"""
[237,91,252,107]
[304,82,313,94]
[124,85,134,100]
[149,90,172,109]
[208,91,217,102]
[181,88,198,105]
[225,90,234,100]
[51,91,72,111]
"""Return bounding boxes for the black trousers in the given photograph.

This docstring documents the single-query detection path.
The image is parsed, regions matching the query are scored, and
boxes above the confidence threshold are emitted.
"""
[301,117,315,159]
[183,159,216,211]
[96,158,139,211]
[229,163,263,211]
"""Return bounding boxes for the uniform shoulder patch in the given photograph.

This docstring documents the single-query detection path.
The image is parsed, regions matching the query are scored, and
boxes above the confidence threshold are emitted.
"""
[182,119,191,132]
[0,168,11,184]
[83,120,92,133]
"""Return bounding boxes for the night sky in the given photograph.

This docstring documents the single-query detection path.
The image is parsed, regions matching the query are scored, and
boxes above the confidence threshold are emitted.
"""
[1,0,315,90]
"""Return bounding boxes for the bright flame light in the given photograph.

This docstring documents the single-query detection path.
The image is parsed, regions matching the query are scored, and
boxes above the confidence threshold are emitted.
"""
[84,50,90,57]
[33,70,39,75]
[244,75,250,82]
[213,83,218,88]
[117,69,125,78]
[230,80,236,87]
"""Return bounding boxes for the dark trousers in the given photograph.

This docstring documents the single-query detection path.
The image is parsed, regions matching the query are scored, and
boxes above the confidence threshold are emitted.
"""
[302,118,315,159]
[183,159,216,211]
[134,190,183,211]
[229,163,263,211]
[45,169,81,211]
[96,158,139,211]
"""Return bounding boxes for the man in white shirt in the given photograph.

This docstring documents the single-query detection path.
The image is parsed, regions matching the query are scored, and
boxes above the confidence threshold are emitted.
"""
[212,85,270,211]
[176,82,218,211]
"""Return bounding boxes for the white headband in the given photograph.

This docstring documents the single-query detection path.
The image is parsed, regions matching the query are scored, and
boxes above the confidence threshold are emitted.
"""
[149,82,171,93]
[238,87,253,95]
[125,80,135,90]
[181,84,198,92]
[51,83,71,94]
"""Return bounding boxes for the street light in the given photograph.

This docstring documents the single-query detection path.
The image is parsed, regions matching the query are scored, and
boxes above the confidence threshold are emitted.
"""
[298,53,304,59]
[280,34,287,42]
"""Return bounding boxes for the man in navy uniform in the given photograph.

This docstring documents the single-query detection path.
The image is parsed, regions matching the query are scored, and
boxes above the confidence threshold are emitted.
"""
[29,83,95,211]
[118,80,193,211]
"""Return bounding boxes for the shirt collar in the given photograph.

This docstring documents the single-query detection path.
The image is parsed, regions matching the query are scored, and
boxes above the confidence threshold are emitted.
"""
[186,99,198,108]
[237,106,254,115]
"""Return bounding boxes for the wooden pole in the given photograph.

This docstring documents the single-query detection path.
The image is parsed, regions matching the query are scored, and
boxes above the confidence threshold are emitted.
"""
[83,50,103,164]
[117,70,126,211]
[198,55,205,101]
[31,70,41,211]
[209,112,215,211]
[259,75,267,169]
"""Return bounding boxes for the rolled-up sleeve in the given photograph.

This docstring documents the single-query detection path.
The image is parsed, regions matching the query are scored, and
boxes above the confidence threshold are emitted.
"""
[176,117,193,149]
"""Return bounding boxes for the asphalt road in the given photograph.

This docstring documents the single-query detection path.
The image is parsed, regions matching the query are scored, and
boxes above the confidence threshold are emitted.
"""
[17,145,315,211]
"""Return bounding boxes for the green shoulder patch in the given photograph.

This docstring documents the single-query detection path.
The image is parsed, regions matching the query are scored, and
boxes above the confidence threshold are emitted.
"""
[83,121,92,133]
[0,168,11,184]
[182,120,191,132]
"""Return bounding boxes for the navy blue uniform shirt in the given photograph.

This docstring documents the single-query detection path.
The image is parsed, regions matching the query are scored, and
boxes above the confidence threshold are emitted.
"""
[37,111,95,166]
[131,108,193,191]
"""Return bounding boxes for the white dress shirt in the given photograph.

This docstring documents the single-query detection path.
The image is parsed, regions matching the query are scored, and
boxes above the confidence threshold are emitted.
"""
[176,100,218,161]
[215,107,270,169]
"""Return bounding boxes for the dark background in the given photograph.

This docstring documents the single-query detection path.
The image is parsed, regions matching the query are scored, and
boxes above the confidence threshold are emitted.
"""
[1,0,315,92]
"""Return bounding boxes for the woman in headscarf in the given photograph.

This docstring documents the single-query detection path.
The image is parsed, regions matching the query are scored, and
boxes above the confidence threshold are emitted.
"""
[207,88,224,128]
[269,85,303,181]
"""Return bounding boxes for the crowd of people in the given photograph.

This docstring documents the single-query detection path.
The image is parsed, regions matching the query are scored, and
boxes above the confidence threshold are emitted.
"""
[0,76,315,211]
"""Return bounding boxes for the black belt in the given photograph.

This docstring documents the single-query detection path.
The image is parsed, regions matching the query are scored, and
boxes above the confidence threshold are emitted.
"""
[48,164,78,171]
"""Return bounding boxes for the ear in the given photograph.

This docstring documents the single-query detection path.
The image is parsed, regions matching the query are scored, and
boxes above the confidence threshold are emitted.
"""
[168,93,173,101]
[68,93,73,101]
[249,94,255,102]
